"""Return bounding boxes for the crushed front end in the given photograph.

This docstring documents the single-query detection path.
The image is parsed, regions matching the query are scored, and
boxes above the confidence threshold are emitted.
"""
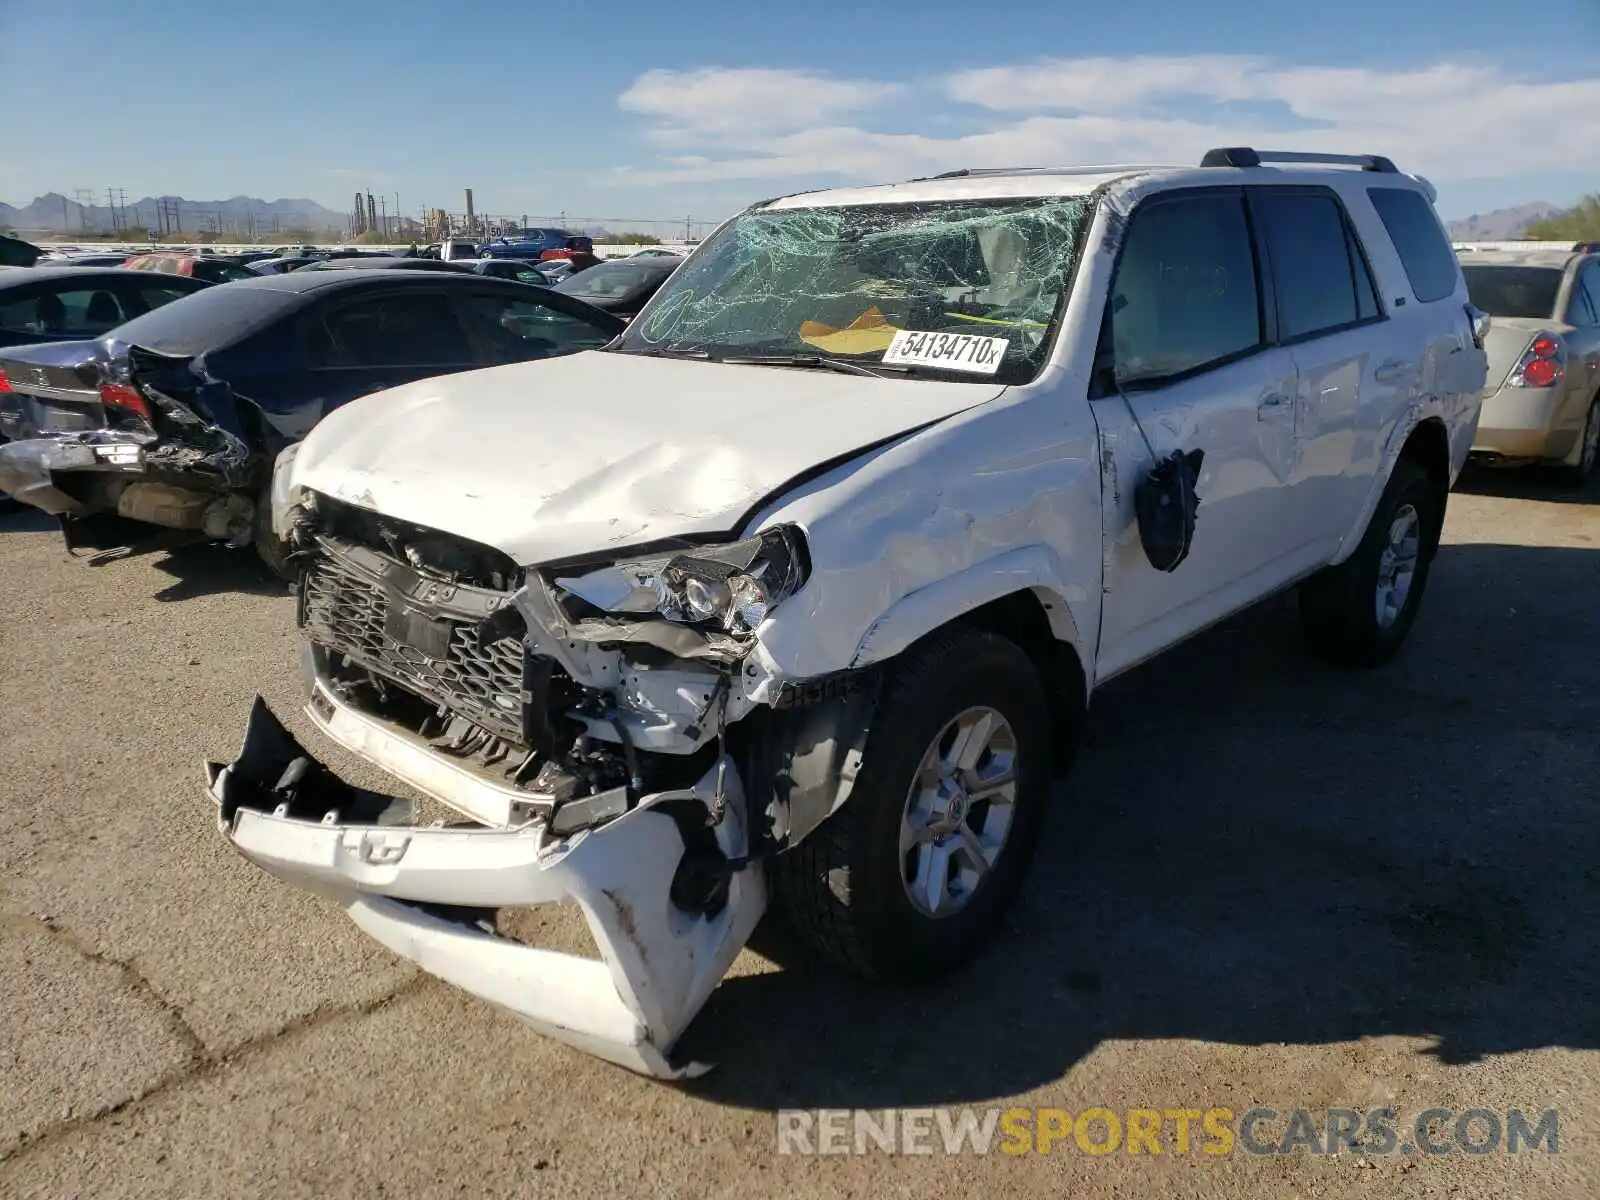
[207,492,808,1076]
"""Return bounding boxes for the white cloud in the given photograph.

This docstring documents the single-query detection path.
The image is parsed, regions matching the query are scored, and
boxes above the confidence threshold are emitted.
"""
[946,55,1265,113]
[612,58,1600,189]
[617,67,901,135]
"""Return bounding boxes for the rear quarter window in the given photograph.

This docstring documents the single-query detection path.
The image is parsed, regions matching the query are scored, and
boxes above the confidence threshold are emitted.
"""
[1367,187,1459,304]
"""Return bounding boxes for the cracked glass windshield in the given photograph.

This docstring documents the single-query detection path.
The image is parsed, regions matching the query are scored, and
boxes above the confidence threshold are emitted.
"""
[615,196,1094,384]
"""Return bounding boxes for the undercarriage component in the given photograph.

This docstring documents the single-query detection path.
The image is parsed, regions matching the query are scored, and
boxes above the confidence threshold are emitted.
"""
[114,481,255,545]
[207,696,766,1077]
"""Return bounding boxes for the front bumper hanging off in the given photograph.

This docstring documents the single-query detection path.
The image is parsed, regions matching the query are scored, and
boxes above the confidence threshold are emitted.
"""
[205,692,766,1078]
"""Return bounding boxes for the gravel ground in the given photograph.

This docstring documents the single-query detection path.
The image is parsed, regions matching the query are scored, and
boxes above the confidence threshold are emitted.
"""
[0,468,1596,1200]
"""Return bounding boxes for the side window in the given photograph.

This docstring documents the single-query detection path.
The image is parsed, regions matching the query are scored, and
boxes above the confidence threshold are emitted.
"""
[1572,263,1600,326]
[1367,187,1458,303]
[455,292,613,363]
[129,283,194,316]
[1255,192,1371,340]
[308,292,473,368]
[1109,192,1262,386]
[0,287,129,336]
[133,283,192,309]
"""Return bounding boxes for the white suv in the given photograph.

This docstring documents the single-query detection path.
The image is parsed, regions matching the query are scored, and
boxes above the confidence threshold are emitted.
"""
[209,147,1489,1078]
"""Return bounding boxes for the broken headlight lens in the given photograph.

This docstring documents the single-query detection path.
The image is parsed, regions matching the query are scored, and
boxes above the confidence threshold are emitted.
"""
[552,526,808,635]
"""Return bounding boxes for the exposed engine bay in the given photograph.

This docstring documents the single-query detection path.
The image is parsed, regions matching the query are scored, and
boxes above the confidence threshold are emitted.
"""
[280,491,820,841]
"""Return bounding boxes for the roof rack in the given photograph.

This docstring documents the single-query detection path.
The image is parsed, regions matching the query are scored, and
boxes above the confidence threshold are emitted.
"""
[909,163,1177,182]
[1200,147,1399,173]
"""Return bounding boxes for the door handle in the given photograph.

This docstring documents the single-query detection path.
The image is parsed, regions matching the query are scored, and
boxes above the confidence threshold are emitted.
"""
[1256,392,1290,420]
[1374,359,1415,384]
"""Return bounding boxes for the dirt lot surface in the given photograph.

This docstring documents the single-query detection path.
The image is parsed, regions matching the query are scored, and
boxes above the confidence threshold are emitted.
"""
[1,468,1596,1199]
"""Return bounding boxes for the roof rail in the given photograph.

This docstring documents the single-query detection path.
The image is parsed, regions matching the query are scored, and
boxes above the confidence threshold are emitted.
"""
[1199,147,1400,174]
[909,163,1178,183]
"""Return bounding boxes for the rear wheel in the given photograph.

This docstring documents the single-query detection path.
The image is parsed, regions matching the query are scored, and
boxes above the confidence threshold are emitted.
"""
[770,626,1051,981]
[1299,457,1441,668]
[1561,398,1599,484]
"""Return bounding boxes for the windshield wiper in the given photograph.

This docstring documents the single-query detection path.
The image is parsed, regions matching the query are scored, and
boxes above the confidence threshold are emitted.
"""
[715,353,906,379]
[609,345,711,359]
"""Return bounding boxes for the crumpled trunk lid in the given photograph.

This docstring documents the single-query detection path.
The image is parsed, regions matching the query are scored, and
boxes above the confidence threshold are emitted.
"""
[0,339,110,439]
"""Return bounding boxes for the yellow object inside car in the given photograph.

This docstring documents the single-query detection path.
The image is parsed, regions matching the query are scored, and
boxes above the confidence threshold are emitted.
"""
[798,305,902,354]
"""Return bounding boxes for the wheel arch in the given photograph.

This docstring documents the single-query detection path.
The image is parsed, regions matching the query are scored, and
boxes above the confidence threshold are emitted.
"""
[1400,416,1451,537]
[849,546,1088,778]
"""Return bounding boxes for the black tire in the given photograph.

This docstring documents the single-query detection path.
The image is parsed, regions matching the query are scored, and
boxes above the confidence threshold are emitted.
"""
[1298,457,1440,668]
[769,625,1051,981]
[1559,398,1599,485]
[251,484,295,582]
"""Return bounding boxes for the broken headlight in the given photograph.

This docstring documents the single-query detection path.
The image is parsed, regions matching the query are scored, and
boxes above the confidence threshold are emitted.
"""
[552,526,808,635]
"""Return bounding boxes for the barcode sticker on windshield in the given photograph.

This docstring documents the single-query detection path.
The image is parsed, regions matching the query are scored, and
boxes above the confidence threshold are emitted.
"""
[882,330,1009,374]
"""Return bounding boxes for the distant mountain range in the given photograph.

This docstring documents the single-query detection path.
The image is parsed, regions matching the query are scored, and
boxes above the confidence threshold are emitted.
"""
[1,193,347,235]
[2,191,1574,244]
[1446,201,1565,241]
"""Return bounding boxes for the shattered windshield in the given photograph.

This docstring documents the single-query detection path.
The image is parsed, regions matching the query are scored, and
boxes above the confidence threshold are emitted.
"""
[614,196,1093,383]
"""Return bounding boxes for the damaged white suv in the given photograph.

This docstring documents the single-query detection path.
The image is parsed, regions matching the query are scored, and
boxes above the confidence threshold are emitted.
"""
[208,147,1489,1077]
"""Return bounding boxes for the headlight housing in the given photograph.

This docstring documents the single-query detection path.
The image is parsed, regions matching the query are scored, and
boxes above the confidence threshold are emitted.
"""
[552,526,808,636]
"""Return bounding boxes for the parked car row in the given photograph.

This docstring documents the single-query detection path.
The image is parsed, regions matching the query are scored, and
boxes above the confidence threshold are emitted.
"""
[0,266,626,566]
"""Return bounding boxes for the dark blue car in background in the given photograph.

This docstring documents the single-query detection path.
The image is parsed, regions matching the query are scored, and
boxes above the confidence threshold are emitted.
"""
[474,228,591,260]
[0,269,624,574]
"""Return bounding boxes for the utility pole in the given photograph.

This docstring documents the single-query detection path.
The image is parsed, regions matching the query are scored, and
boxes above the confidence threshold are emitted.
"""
[377,194,387,237]
[72,189,97,232]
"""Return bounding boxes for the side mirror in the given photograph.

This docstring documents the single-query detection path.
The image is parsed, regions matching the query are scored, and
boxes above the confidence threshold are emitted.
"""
[1465,303,1491,350]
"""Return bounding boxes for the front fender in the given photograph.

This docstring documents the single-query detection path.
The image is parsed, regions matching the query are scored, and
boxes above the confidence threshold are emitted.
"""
[850,544,1084,667]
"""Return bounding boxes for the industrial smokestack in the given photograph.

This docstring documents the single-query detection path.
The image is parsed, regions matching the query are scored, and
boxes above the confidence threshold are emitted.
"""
[465,188,475,234]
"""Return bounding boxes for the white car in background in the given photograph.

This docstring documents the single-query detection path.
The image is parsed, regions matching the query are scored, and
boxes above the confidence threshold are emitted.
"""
[1455,241,1600,479]
[211,146,1487,1078]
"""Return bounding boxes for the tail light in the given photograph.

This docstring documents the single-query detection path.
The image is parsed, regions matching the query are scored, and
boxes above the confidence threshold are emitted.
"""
[1510,333,1565,389]
[0,366,11,394]
[99,381,152,421]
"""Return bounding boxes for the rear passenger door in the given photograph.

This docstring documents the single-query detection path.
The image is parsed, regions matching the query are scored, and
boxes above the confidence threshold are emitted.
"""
[301,288,480,416]
[1248,187,1393,550]
[1563,260,1600,404]
[1091,187,1307,678]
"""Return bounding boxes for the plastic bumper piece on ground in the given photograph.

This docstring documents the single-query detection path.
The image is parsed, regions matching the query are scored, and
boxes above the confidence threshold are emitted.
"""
[205,696,766,1079]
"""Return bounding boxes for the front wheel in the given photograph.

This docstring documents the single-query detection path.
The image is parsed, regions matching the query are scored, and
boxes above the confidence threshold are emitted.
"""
[1298,457,1441,668]
[251,482,295,582]
[769,626,1051,981]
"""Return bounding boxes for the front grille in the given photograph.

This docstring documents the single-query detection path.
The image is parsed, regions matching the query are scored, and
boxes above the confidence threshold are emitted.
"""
[302,541,527,744]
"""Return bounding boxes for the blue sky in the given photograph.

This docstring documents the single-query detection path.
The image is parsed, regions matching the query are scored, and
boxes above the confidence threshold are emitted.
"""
[4,0,1599,227]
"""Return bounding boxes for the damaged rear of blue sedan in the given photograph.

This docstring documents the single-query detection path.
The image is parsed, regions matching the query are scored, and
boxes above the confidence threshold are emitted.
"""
[0,270,624,574]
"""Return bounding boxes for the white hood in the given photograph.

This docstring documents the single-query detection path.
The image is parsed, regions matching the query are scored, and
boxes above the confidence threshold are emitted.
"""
[292,350,1003,564]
